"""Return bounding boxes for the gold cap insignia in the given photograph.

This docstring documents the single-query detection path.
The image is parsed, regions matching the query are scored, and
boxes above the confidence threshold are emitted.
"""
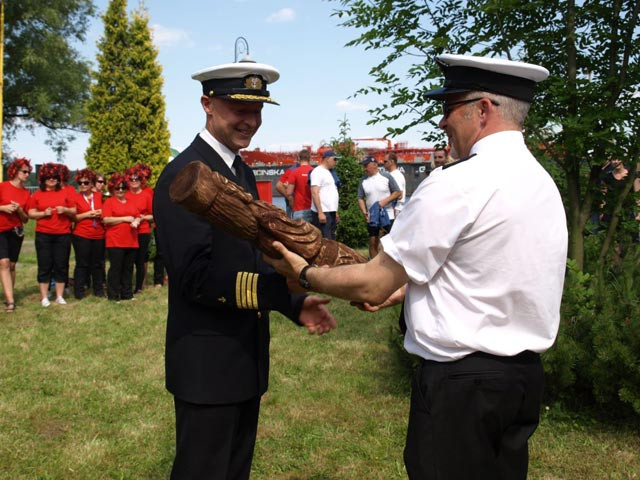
[244,75,263,90]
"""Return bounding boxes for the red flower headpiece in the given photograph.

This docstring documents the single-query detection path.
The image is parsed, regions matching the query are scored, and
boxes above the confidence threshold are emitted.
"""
[75,168,96,184]
[7,157,33,180]
[56,163,71,183]
[38,163,60,183]
[108,173,128,193]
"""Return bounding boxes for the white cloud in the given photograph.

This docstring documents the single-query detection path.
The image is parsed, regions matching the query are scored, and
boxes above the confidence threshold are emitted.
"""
[151,24,193,47]
[266,8,296,23]
[336,100,369,112]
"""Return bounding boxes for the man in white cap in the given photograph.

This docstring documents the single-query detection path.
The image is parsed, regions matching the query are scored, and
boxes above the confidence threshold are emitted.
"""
[154,57,336,479]
[265,54,568,479]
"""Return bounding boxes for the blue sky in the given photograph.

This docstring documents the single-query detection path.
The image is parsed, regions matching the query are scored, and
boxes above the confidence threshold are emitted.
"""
[10,0,436,170]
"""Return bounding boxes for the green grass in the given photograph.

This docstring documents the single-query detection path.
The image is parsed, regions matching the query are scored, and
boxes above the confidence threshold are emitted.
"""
[0,227,638,479]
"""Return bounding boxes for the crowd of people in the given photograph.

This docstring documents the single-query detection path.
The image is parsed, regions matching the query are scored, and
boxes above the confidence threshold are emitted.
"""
[278,148,407,254]
[0,159,165,311]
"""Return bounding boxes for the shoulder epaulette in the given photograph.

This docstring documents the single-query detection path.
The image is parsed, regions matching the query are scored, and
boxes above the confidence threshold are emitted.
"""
[442,153,478,170]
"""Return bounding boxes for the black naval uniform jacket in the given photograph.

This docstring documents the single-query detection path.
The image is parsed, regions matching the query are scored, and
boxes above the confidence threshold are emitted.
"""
[154,135,306,405]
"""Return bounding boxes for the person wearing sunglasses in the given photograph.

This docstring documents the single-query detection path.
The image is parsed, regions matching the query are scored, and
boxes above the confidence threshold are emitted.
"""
[265,53,567,480]
[0,158,33,312]
[28,163,76,307]
[125,166,153,294]
[71,168,106,299]
[101,174,141,301]
[93,174,107,195]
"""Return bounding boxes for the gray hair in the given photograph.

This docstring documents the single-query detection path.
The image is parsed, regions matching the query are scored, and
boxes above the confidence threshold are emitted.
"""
[462,91,530,128]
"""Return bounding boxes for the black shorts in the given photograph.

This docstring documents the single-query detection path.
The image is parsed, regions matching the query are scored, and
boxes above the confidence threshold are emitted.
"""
[0,228,24,262]
[367,223,392,237]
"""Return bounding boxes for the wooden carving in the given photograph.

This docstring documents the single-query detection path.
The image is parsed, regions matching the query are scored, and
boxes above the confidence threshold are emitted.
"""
[169,161,367,266]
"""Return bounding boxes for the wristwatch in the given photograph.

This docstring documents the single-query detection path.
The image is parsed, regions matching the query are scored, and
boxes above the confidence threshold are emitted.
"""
[298,265,313,289]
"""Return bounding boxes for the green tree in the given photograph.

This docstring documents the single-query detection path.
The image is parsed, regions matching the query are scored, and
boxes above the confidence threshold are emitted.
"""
[123,8,170,187]
[334,116,368,248]
[3,0,96,158]
[330,0,640,272]
[85,0,170,185]
[84,0,132,174]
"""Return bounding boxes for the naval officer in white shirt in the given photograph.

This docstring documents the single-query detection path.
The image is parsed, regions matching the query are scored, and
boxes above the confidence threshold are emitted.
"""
[265,53,568,479]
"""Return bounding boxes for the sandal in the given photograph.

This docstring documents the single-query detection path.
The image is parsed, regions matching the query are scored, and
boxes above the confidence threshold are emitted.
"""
[5,302,15,313]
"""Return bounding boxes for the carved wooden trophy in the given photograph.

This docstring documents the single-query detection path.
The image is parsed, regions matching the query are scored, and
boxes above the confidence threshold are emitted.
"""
[169,161,367,266]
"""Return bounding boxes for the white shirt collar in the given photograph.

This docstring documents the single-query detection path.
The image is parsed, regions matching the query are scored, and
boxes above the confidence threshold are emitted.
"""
[199,129,237,172]
[470,130,525,157]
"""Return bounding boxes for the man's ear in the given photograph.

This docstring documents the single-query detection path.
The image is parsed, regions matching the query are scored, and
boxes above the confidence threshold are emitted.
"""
[201,95,214,115]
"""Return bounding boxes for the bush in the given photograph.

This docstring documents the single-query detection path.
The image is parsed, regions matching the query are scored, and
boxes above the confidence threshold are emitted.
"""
[333,139,368,249]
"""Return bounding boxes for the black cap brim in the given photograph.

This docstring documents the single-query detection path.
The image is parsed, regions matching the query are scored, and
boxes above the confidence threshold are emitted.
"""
[423,86,472,100]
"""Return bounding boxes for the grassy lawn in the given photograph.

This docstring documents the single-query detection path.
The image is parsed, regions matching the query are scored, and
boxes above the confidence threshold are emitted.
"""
[0,229,638,479]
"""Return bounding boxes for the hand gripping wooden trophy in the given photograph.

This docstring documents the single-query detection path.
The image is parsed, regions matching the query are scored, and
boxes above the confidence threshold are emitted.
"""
[169,161,367,266]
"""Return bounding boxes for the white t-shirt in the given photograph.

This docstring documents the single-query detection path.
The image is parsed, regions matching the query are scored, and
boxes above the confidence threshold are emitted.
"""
[310,165,339,213]
[381,131,568,362]
[388,169,406,213]
[357,172,400,220]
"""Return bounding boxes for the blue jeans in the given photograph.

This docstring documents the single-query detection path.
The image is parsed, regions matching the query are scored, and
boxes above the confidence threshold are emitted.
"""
[292,209,314,223]
[311,211,337,240]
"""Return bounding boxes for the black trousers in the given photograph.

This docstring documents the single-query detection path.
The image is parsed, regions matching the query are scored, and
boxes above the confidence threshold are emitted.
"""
[152,229,166,285]
[171,396,260,480]
[404,351,544,480]
[106,247,136,300]
[134,232,151,291]
[72,235,105,298]
[35,232,71,284]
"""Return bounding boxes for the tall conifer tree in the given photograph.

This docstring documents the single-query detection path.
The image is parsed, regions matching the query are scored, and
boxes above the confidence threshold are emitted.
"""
[85,0,170,185]
[85,0,132,175]
[124,8,170,186]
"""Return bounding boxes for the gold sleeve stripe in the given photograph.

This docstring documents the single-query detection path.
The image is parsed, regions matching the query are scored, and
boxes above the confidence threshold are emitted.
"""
[251,272,259,309]
[235,272,245,308]
[241,272,249,308]
[235,272,260,309]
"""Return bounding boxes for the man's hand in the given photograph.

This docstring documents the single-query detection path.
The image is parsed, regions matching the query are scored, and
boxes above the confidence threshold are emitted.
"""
[299,295,336,334]
[264,241,309,282]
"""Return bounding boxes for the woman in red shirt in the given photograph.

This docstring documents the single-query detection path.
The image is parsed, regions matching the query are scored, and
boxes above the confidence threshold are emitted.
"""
[0,158,32,312]
[72,168,106,299]
[102,174,140,301]
[28,163,76,307]
[125,165,153,293]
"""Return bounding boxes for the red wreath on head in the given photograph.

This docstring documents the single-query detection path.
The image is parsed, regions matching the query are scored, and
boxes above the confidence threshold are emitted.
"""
[75,168,96,184]
[38,163,60,183]
[107,173,128,194]
[56,163,71,183]
[7,157,33,180]
[124,166,138,182]
[135,163,152,183]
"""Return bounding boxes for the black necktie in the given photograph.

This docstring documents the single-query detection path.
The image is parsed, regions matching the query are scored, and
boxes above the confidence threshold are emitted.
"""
[233,155,243,182]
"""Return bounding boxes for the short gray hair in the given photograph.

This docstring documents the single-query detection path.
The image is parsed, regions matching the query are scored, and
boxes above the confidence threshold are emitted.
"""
[462,91,531,128]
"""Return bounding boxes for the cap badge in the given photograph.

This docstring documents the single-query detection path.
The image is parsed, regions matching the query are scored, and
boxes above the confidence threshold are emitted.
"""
[244,75,263,90]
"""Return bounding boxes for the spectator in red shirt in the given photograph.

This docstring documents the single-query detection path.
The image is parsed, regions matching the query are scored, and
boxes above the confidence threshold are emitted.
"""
[72,168,106,299]
[102,174,140,301]
[28,163,76,307]
[275,163,297,217]
[125,165,154,293]
[0,158,32,312]
[286,149,314,223]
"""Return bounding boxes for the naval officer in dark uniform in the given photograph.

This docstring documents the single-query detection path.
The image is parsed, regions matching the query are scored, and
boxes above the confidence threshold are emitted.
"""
[266,54,567,479]
[154,57,336,479]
